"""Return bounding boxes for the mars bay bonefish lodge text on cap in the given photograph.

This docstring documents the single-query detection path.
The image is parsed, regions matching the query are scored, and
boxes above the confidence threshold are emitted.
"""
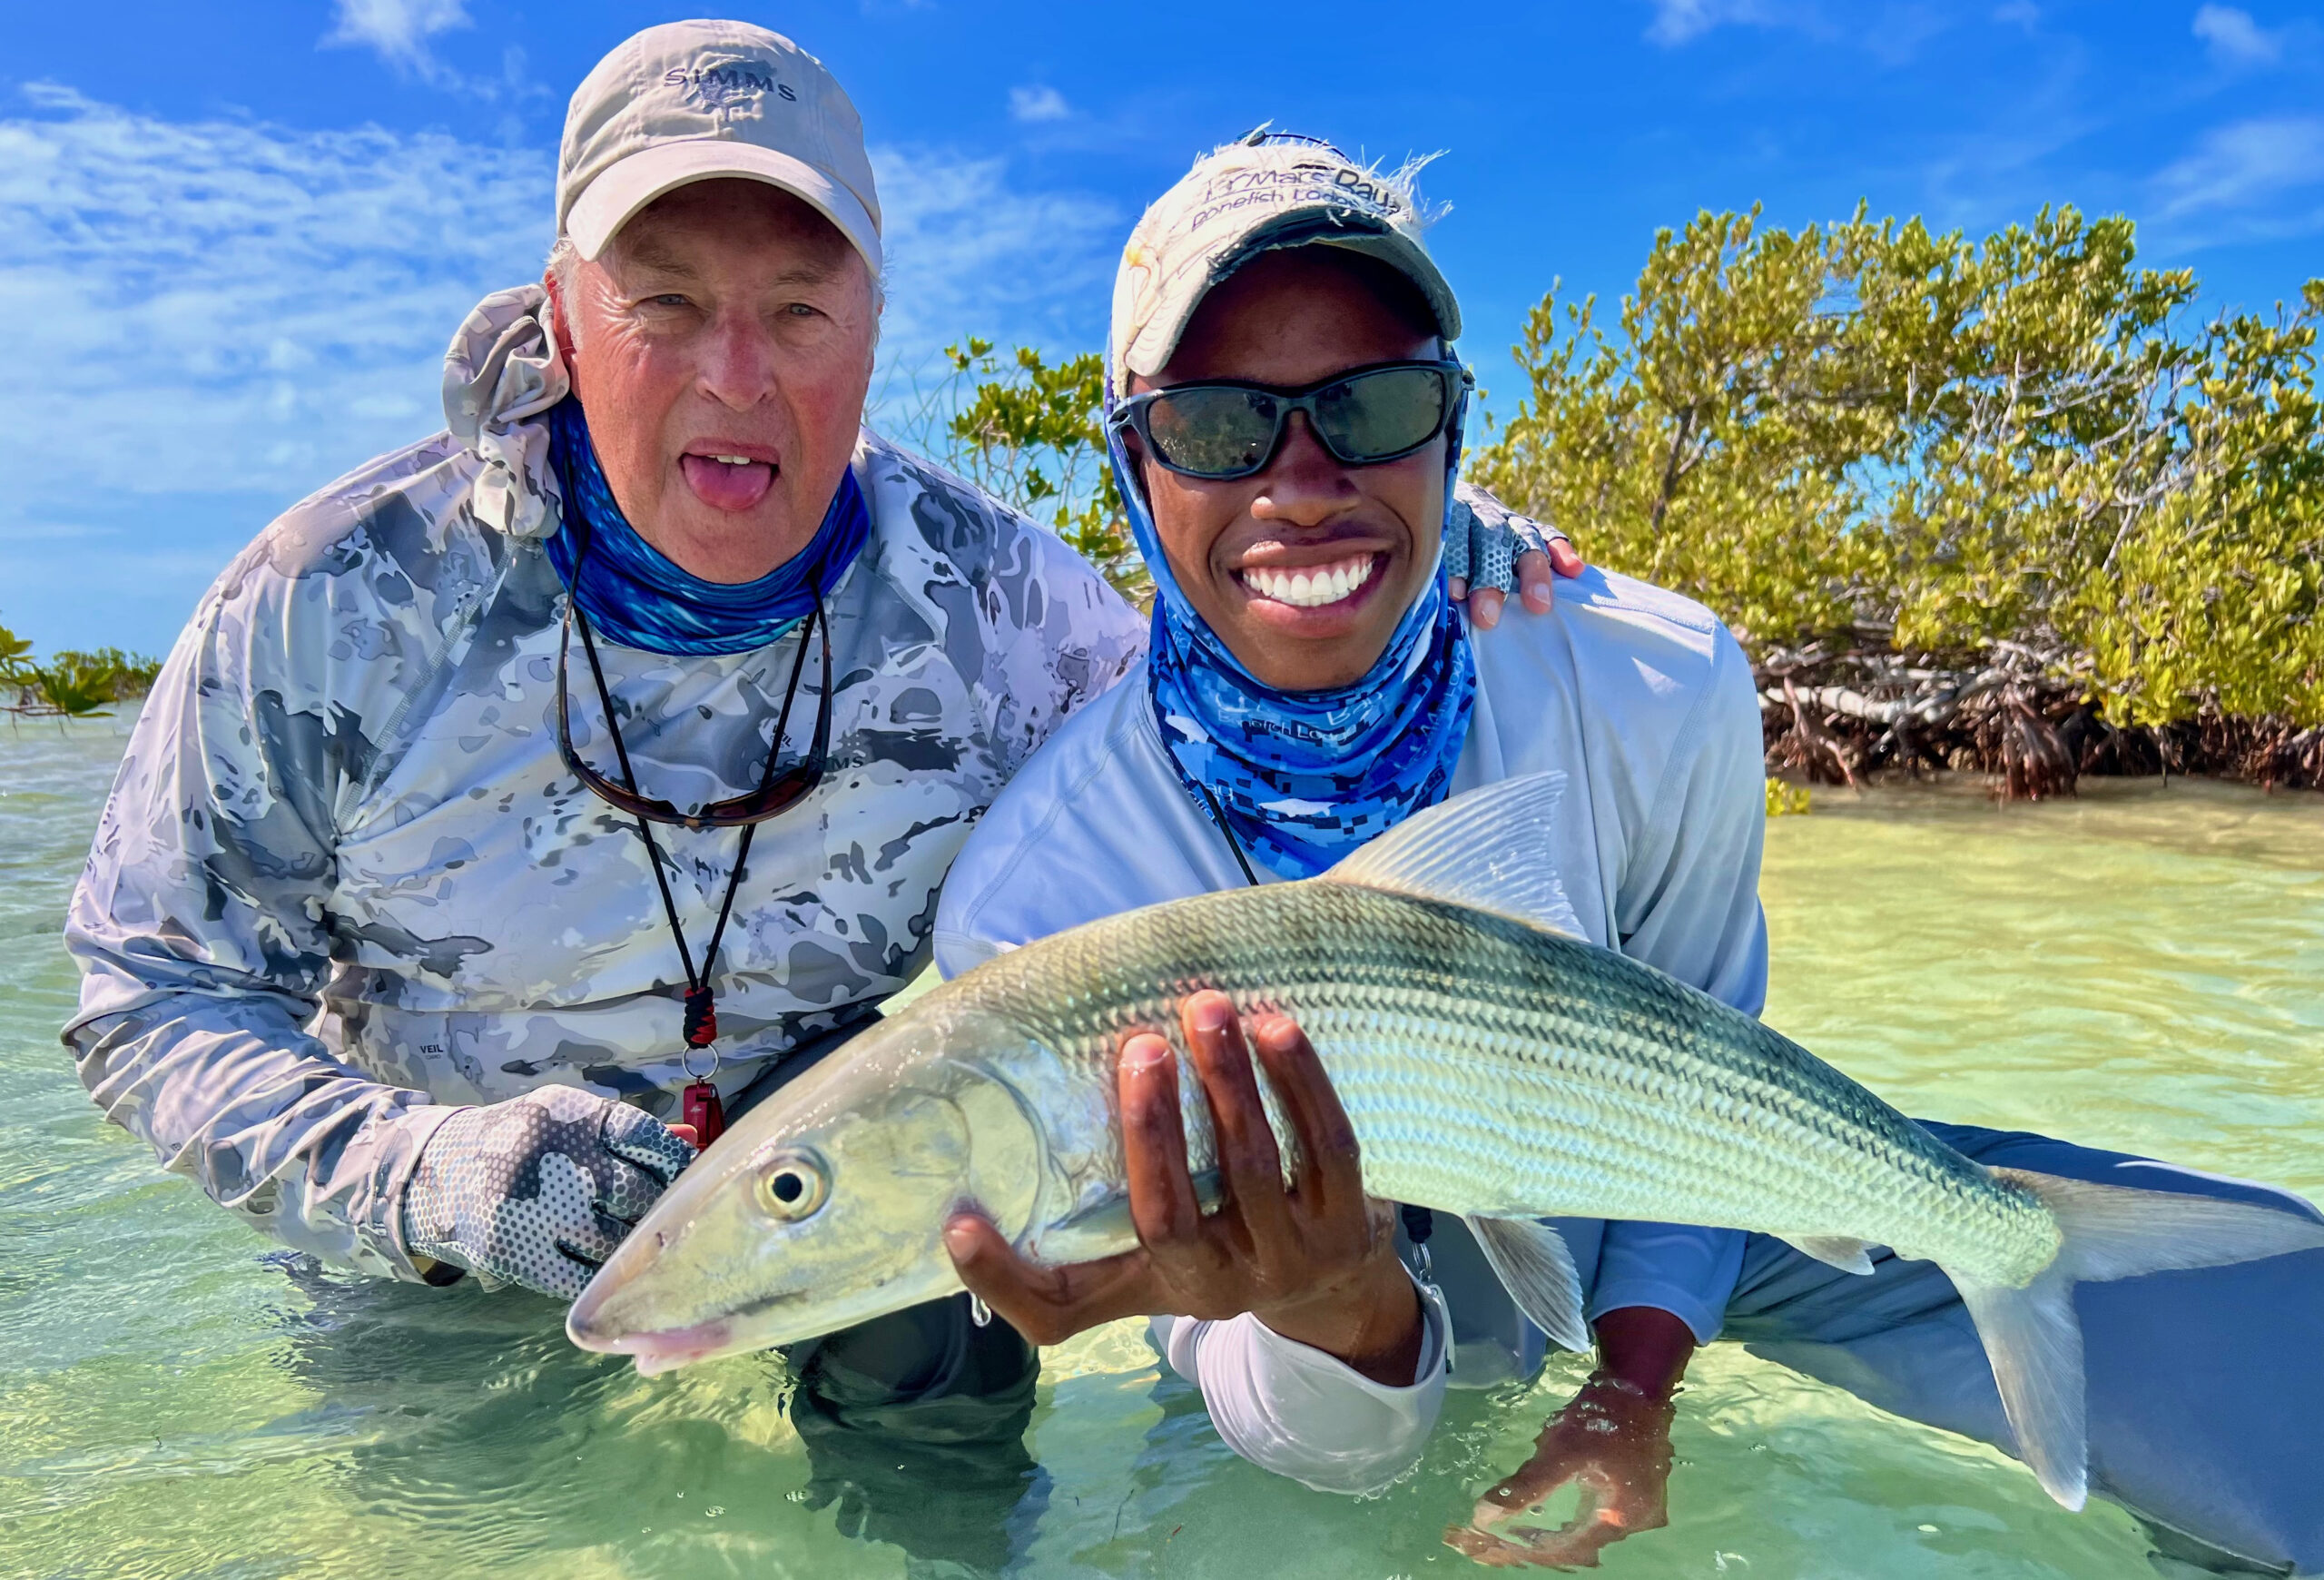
[1110,133,1464,381]
[556,20,883,277]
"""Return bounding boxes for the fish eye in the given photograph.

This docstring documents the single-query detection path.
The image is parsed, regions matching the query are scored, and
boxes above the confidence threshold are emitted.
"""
[753,1149,829,1221]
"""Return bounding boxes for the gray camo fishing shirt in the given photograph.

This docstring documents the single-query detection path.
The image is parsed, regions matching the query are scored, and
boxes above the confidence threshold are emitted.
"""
[63,284,1147,1282]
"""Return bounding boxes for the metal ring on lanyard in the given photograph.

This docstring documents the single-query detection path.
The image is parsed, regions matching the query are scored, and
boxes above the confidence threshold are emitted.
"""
[1401,1201,1437,1287]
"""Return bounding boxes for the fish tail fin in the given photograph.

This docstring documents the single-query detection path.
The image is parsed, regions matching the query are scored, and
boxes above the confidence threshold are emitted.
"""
[1951,1168,2324,1511]
[1992,1166,2324,1284]
[1952,1267,2088,1508]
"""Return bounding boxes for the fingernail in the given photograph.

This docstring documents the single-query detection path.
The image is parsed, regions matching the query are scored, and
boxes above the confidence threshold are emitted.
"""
[1525,578,1553,603]
[943,1220,980,1260]
[1190,996,1232,1034]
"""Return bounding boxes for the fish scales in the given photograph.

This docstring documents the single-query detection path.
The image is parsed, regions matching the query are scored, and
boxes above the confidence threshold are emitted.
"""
[571,770,2324,1512]
[941,879,2063,1290]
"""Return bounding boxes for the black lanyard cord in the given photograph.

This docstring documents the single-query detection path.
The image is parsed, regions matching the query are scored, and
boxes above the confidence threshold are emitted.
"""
[1196,784,1263,889]
[566,528,824,1052]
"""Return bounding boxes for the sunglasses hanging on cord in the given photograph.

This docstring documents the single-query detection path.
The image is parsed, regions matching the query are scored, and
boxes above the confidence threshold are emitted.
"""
[554,528,832,1146]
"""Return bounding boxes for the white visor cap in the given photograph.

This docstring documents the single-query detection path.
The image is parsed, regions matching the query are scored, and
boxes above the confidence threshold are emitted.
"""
[1110,134,1461,382]
[556,20,882,278]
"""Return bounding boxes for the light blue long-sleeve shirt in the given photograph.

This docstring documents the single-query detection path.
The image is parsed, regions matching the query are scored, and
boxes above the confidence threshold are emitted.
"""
[933,566,1768,1492]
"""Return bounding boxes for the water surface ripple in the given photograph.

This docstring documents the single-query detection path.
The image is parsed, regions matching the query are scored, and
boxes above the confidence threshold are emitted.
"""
[4,720,2318,1578]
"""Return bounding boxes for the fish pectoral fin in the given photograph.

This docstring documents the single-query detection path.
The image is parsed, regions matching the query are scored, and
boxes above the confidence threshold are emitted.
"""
[1465,1214,1590,1353]
[1320,771,1584,938]
[1777,1234,1878,1275]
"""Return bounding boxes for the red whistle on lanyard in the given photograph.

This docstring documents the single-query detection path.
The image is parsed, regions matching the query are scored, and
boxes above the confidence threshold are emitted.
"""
[675,985,724,1148]
[680,1080,725,1149]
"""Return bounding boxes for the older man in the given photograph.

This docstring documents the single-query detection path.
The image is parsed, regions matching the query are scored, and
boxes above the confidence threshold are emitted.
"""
[64,19,1143,1309]
[934,133,2324,1574]
[63,18,1547,1427]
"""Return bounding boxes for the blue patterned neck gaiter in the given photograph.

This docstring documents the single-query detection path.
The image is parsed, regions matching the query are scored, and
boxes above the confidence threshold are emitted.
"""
[545,395,871,657]
[1105,397,1477,881]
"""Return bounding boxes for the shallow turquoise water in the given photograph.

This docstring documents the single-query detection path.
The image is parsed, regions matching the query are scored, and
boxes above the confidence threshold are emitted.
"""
[4,718,2320,1579]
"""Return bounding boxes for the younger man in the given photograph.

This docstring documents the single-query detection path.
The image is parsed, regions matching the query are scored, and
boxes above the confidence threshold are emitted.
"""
[934,133,2324,1573]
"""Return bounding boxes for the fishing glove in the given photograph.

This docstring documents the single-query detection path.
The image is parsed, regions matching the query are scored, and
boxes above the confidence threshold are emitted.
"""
[399,1087,696,1300]
[1446,480,1569,596]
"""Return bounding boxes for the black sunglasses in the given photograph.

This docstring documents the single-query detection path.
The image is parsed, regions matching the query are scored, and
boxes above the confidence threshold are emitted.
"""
[1108,359,1471,481]
[556,595,831,832]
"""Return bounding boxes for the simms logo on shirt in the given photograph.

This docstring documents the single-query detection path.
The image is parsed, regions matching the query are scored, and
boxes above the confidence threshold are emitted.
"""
[664,63,798,107]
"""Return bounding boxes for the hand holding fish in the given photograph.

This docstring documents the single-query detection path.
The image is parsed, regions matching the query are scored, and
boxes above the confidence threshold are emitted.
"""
[572,774,2324,1515]
[943,990,1425,1385]
[1445,1307,1696,1568]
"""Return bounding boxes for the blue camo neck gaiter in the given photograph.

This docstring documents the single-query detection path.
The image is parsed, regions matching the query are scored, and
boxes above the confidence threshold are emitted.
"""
[1104,394,1477,881]
[545,395,870,657]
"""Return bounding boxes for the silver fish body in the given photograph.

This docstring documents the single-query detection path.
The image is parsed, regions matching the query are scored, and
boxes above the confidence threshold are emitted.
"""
[903,878,2060,1288]
[568,772,2324,1511]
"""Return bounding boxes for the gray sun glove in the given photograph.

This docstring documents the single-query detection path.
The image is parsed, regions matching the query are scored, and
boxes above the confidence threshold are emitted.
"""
[399,1087,697,1299]
[1445,479,1569,596]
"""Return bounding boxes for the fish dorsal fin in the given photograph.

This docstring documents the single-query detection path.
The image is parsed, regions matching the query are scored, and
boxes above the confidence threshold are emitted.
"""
[1321,771,1582,937]
[1465,1215,1591,1352]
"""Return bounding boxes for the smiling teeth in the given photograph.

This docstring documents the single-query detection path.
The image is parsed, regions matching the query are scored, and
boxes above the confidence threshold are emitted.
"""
[1243,556,1375,608]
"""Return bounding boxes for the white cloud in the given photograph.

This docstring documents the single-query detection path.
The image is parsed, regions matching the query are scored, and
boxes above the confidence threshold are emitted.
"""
[2152,114,2324,219]
[0,84,550,506]
[1640,0,1945,57]
[0,84,1118,517]
[1644,0,1780,44]
[870,145,1118,366]
[323,0,472,80]
[1008,85,1072,123]
[2191,5,2284,65]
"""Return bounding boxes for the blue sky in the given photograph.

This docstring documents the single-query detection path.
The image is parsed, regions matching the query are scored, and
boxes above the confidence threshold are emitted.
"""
[3,0,2319,657]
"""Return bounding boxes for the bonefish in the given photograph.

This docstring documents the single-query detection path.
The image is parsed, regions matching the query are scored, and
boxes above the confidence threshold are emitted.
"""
[568,771,2324,1509]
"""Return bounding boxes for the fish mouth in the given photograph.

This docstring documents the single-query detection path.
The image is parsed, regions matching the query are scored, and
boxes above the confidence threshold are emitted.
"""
[567,1270,820,1373]
[569,1315,739,1375]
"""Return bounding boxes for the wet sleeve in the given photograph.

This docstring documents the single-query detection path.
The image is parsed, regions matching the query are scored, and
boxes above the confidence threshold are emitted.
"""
[62,568,451,1281]
[1592,627,1770,1340]
[1148,1274,1451,1496]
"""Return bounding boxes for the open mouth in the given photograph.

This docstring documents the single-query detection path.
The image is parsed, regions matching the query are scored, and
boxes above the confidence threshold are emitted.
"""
[679,449,777,512]
[568,1313,738,1375]
[1237,552,1381,610]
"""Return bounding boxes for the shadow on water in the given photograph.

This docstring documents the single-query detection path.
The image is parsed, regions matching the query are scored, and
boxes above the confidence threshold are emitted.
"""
[263,1256,1047,1576]
[10,723,2324,1580]
[779,1294,1049,1575]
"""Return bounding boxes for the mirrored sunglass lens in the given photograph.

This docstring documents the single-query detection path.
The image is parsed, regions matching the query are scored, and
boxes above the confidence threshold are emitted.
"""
[1312,367,1448,460]
[1145,388,1280,475]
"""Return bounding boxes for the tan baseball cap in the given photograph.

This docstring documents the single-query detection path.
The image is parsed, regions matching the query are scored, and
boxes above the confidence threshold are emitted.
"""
[556,20,881,276]
[1110,132,1461,380]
